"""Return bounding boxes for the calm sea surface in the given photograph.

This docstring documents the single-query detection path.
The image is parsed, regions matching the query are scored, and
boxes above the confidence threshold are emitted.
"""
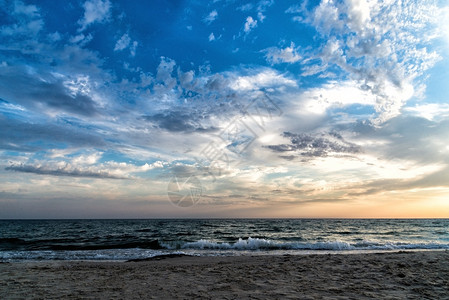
[1,219,448,260]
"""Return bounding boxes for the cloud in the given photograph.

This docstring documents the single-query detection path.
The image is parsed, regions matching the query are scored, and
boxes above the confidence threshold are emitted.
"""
[292,0,441,124]
[5,153,167,180]
[69,33,93,46]
[257,0,274,12]
[244,16,257,33]
[237,4,253,12]
[0,0,447,218]
[236,0,272,24]
[0,65,98,116]
[0,116,106,152]
[208,32,215,42]
[346,0,371,31]
[227,68,297,91]
[130,41,138,56]
[263,42,302,64]
[299,80,377,114]
[78,0,111,31]
[342,163,449,197]
[114,33,131,51]
[285,3,305,14]
[237,0,273,14]
[203,10,218,24]
[113,34,138,56]
[0,0,43,37]
[256,0,273,22]
[143,111,218,133]
[351,115,449,164]
[404,103,449,121]
[155,57,177,89]
[267,131,361,159]
[5,164,127,179]
[13,0,40,17]
[440,6,449,48]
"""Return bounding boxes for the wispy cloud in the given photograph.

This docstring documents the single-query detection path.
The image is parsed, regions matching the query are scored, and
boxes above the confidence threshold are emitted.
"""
[114,33,131,51]
[0,117,106,152]
[0,0,43,40]
[203,10,218,25]
[114,33,138,56]
[0,66,98,116]
[143,111,218,133]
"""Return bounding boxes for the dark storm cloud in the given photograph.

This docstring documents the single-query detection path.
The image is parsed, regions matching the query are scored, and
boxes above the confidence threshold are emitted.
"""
[267,131,361,159]
[0,66,97,116]
[5,164,126,179]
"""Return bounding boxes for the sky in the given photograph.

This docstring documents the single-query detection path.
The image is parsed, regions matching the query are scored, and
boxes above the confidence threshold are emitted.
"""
[1,0,449,218]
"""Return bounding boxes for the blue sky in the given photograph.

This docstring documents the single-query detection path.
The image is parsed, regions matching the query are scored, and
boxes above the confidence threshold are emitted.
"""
[1,0,449,218]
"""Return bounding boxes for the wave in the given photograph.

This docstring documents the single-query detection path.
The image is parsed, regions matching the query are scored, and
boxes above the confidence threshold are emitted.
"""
[0,238,163,251]
[2,237,448,253]
[1,237,448,261]
[179,237,449,251]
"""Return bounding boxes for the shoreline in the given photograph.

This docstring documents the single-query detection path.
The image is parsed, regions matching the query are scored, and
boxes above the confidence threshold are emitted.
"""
[1,250,448,299]
[2,248,448,263]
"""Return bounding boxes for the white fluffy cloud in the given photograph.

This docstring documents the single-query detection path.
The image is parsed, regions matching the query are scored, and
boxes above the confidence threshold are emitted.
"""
[404,103,449,121]
[263,42,302,64]
[78,0,111,31]
[289,0,441,124]
[227,69,297,91]
[299,80,376,114]
[13,0,40,16]
[244,16,257,33]
[440,6,449,49]
[6,150,167,180]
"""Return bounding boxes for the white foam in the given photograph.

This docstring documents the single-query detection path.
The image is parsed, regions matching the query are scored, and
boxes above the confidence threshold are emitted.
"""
[1,238,448,261]
[180,237,449,251]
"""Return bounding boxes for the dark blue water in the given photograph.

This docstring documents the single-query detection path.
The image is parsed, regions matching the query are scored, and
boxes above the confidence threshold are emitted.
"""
[1,219,448,260]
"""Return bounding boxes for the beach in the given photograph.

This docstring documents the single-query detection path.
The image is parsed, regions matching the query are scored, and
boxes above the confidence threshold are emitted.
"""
[1,251,448,299]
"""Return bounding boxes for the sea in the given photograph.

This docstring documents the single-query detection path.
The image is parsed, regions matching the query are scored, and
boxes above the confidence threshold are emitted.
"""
[1,219,448,261]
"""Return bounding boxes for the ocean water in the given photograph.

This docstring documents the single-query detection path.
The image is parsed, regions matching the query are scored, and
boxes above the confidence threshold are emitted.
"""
[0,219,448,261]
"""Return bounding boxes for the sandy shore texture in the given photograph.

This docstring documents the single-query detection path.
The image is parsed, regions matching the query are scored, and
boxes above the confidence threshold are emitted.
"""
[1,251,448,299]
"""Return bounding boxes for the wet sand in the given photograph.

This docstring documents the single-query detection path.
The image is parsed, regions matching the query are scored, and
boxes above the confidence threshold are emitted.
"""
[1,251,448,299]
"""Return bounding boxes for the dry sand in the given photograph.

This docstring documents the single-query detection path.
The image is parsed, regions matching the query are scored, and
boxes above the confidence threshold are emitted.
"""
[1,251,448,299]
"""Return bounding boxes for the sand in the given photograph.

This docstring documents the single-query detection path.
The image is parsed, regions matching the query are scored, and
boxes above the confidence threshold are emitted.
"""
[1,251,448,299]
